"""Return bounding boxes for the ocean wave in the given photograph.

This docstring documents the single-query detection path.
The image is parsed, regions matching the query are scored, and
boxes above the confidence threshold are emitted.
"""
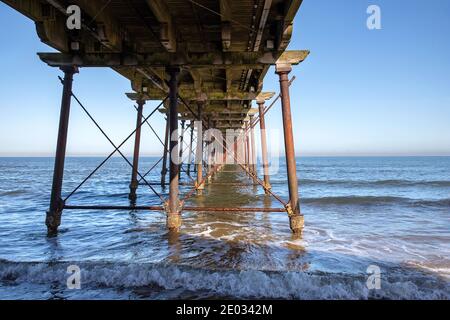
[301,196,450,207]
[413,198,450,208]
[0,261,448,300]
[371,179,450,187]
[273,179,450,188]
[302,196,404,205]
[0,190,28,197]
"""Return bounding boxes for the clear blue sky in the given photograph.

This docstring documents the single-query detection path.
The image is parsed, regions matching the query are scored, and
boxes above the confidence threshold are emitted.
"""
[0,0,449,156]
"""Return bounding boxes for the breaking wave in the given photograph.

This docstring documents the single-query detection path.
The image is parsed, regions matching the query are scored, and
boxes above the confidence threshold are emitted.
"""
[0,260,448,300]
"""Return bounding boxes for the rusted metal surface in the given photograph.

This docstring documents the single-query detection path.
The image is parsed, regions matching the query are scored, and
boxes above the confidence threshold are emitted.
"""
[161,115,170,188]
[64,205,164,211]
[195,103,204,194]
[64,205,285,213]
[257,101,272,194]
[2,0,308,124]
[250,115,257,176]
[183,206,286,213]
[276,65,303,234]
[187,124,194,175]
[178,120,185,179]
[167,67,182,231]
[128,99,144,202]
[46,66,77,236]
[245,121,250,169]
[2,0,309,235]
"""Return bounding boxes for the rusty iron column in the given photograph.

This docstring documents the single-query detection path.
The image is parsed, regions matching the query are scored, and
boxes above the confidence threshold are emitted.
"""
[178,120,185,179]
[46,66,78,236]
[206,117,213,180]
[211,121,218,173]
[128,98,145,203]
[276,64,304,234]
[237,129,244,166]
[222,136,227,164]
[167,67,181,232]
[187,123,194,175]
[245,121,250,170]
[250,115,257,177]
[161,115,170,188]
[257,100,271,194]
[233,136,238,165]
[195,102,204,194]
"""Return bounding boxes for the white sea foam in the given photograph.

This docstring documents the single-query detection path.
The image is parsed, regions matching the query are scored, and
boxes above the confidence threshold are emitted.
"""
[0,261,448,300]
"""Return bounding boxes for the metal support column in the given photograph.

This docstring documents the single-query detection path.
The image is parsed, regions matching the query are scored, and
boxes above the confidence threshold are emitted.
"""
[178,120,185,179]
[245,121,250,170]
[195,102,204,194]
[161,115,170,188]
[257,100,271,193]
[211,121,217,173]
[187,123,194,175]
[128,98,145,202]
[167,67,182,232]
[207,117,212,180]
[250,115,257,177]
[46,66,78,236]
[233,136,238,165]
[276,64,304,234]
[222,137,227,164]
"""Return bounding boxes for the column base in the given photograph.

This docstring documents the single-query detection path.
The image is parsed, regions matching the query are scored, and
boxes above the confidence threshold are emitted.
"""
[289,215,304,234]
[128,183,138,202]
[128,194,137,202]
[263,181,272,194]
[160,170,167,188]
[196,182,205,195]
[167,214,182,232]
[46,209,62,236]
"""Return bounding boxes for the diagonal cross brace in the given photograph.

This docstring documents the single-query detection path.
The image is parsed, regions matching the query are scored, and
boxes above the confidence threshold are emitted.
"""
[60,79,168,203]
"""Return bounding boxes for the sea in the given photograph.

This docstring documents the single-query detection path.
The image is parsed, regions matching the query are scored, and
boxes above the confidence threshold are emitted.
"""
[0,156,448,299]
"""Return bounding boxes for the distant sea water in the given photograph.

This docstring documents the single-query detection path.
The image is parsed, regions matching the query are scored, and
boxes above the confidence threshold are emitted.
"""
[0,156,448,300]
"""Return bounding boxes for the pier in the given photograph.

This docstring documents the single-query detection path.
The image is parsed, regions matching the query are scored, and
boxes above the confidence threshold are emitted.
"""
[1,0,309,236]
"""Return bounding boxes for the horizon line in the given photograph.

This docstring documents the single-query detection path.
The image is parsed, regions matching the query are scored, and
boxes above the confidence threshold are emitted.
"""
[0,154,449,158]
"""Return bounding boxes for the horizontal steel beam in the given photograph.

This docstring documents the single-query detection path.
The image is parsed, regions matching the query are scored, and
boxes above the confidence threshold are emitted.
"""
[64,205,164,211]
[183,207,286,213]
[38,50,309,68]
[178,116,246,121]
[126,91,258,101]
[64,205,285,213]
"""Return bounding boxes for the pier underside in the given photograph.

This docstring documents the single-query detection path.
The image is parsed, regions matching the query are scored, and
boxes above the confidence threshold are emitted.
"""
[1,0,308,236]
